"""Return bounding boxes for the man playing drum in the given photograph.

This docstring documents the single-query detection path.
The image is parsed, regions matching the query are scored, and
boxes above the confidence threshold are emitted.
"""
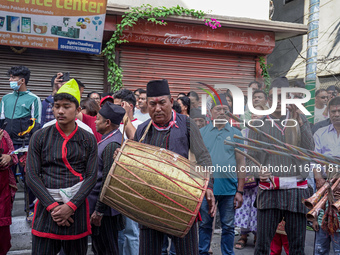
[133,79,215,255]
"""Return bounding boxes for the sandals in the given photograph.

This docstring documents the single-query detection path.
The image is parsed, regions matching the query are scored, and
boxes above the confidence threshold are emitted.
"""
[234,237,247,250]
[26,211,34,223]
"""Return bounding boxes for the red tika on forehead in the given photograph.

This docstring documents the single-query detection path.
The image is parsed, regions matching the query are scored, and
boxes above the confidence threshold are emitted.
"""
[330,105,340,111]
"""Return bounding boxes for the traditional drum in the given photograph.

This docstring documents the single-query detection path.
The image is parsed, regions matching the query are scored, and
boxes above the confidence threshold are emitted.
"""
[100,139,209,237]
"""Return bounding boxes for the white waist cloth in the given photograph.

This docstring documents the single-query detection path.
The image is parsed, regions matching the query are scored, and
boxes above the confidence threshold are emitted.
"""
[259,177,308,190]
[46,181,83,204]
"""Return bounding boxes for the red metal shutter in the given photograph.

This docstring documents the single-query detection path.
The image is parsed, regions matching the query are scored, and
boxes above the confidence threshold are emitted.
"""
[119,46,256,95]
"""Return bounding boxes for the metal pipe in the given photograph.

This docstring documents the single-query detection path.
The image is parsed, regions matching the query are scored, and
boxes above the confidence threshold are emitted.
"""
[305,0,320,123]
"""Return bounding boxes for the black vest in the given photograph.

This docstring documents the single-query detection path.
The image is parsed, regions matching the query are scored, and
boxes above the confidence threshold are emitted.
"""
[88,129,122,216]
[135,114,189,158]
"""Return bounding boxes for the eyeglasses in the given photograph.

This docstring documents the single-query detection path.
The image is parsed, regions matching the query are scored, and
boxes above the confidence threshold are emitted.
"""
[91,97,100,100]
[319,96,328,99]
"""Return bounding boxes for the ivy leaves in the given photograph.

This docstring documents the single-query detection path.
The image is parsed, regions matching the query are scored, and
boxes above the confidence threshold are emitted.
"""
[103,4,206,92]
[259,56,272,94]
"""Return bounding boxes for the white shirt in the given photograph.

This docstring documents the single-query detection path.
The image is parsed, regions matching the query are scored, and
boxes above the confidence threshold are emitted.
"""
[314,124,340,157]
[43,119,94,134]
[134,109,150,123]
[314,105,328,124]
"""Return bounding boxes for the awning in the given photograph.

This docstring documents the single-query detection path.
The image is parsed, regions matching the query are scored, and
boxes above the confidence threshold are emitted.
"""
[105,3,308,42]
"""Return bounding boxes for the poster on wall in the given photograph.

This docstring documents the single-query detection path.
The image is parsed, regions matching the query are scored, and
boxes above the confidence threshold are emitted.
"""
[0,0,107,54]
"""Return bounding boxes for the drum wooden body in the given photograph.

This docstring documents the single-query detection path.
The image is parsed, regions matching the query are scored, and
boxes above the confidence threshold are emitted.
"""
[100,140,209,237]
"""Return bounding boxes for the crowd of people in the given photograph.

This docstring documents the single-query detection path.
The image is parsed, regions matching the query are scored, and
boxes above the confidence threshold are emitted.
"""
[0,65,340,255]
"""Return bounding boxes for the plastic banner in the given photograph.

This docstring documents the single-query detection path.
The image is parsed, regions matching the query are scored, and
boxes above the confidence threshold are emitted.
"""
[0,0,107,54]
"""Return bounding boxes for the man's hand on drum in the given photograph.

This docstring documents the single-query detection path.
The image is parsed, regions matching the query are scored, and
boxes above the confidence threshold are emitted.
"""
[90,211,103,227]
[205,189,216,217]
[113,148,121,159]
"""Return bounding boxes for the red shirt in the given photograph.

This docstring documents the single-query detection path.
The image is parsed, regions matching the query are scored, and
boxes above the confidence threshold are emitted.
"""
[82,114,102,142]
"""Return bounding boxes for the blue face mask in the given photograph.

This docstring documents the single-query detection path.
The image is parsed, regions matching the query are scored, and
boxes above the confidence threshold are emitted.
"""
[10,81,21,91]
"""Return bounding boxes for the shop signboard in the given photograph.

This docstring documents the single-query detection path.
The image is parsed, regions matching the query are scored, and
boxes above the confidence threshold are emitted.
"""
[0,0,107,54]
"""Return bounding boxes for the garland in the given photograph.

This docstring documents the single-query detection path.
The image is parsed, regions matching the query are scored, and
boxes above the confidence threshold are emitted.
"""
[103,4,219,92]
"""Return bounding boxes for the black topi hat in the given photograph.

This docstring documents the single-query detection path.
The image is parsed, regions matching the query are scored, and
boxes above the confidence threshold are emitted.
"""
[146,79,170,97]
[99,102,125,125]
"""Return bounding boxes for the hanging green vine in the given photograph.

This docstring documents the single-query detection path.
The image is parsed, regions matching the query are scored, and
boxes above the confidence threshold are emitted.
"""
[259,56,272,94]
[103,4,217,92]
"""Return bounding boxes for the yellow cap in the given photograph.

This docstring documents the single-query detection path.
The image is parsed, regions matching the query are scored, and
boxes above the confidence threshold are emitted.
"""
[56,78,80,104]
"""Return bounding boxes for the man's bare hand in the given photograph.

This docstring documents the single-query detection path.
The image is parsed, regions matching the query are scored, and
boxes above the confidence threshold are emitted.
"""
[113,148,121,160]
[55,217,74,227]
[121,101,131,117]
[234,192,243,209]
[259,166,271,182]
[54,73,64,91]
[90,211,103,227]
[288,104,303,126]
[0,154,12,167]
[51,204,74,227]
[205,189,216,217]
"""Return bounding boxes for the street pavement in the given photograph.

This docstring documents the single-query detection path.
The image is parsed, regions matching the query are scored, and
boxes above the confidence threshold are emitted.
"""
[10,186,331,255]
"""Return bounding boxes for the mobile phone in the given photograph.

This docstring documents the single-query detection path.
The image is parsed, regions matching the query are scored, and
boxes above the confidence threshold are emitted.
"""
[21,17,31,33]
[1,122,7,130]
[62,72,70,82]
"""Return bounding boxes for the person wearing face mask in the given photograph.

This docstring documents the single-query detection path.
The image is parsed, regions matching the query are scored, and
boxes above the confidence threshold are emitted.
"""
[1,66,42,141]
[0,65,42,222]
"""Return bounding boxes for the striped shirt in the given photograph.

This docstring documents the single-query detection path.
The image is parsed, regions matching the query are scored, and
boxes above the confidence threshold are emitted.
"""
[26,123,98,239]
[95,142,120,213]
[247,113,314,213]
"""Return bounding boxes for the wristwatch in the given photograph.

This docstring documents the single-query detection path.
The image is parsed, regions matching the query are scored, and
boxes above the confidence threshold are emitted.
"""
[236,190,244,195]
[95,211,104,217]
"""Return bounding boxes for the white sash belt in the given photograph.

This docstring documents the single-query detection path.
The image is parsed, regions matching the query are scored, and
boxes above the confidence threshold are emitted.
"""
[47,181,83,204]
